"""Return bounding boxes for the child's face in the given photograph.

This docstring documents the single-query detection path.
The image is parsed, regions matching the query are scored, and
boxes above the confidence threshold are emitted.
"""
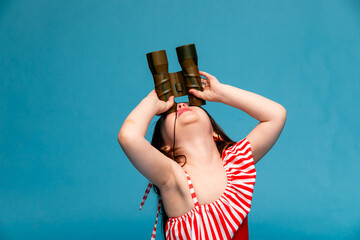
[160,102,213,146]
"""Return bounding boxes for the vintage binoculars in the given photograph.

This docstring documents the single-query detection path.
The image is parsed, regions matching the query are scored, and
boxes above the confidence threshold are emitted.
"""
[146,43,206,115]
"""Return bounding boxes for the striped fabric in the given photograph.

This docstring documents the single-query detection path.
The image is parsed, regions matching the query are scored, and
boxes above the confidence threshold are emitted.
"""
[139,182,153,210]
[140,137,256,240]
[139,182,163,240]
[165,137,256,240]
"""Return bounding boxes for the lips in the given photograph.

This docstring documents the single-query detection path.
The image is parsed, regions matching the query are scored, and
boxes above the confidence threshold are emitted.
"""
[177,108,192,117]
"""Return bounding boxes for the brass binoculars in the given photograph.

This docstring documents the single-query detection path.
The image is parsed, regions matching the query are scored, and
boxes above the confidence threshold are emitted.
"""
[146,43,206,115]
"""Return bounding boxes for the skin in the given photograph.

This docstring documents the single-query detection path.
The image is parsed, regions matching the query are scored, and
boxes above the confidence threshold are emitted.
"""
[118,71,287,218]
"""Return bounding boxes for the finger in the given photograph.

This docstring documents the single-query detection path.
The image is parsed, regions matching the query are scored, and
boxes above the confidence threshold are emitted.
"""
[199,71,213,79]
[189,89,204,99]
[148,89,159,100]
[166,96,174,103]
[201,71,219,85]
[167,96,175,107]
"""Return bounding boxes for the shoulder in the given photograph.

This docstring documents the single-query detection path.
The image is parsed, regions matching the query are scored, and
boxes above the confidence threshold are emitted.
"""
[223,138,252,156]
[159,160,189,194]
[222,138,253,163]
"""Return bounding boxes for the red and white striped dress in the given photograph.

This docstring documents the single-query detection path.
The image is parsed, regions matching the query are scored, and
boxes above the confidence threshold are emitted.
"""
[140,137,256,240]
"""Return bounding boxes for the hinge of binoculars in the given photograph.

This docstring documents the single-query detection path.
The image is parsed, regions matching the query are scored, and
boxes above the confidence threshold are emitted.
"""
[175,82,185,92]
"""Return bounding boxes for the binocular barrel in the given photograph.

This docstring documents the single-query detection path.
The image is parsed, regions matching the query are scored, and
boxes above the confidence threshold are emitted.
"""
[146,44,206,114]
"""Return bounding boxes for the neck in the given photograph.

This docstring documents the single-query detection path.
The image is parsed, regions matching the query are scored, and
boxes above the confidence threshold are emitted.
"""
[174,134,221,168]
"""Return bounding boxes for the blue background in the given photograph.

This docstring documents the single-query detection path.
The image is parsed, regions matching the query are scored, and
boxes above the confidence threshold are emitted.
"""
[1,0,359,239]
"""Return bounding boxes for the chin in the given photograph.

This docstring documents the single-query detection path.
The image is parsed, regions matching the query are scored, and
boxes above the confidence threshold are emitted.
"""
[178,111,201,124]
[178,112,212,133]
[162,108,212,139]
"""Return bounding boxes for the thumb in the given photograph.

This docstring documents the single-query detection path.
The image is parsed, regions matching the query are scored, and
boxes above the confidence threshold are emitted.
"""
[166,96,175,108]
[189,89,205,99]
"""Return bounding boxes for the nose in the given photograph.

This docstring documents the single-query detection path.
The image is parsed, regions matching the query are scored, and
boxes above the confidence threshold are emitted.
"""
[177,102,188,111]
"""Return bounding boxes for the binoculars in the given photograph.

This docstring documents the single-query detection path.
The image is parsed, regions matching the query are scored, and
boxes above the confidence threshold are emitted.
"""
[146,43,206,115]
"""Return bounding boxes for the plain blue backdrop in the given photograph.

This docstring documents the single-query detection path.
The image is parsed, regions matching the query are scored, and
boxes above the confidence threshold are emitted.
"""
[1,0,359,239]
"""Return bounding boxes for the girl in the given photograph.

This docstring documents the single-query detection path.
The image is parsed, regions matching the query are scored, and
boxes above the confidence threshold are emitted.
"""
[118,71,287,239]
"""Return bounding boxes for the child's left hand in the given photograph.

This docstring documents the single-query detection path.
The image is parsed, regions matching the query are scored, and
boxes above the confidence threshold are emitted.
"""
[189,71,224,102]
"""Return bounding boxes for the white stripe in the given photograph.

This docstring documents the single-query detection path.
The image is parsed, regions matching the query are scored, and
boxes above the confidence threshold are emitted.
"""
[169,221,175,239]
[185,215,192,239]
[197,210,205,239]
[165,222,171,239]
[228,162,254,172]
[231,183,254,198]
[212,202,234,236]
[226,144,251,161]
[230,140,248,153]
[231,181,255,191]
[232,155,253,167]
[209,203,228,239]
[174,225,180,240]
[180,219,186,240]
[220,196,244,227]
[231,185,254,200]
[191,216,196,239]
[223,190,249,217]
[201,205,213,240]
[206,205,221,240]
[217,199,238,231]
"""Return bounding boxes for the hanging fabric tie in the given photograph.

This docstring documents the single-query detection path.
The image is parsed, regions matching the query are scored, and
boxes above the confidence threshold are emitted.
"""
[139,181,162,240]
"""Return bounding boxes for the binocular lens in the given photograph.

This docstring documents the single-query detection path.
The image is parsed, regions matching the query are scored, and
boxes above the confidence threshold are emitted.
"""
[176,44,198,66]
[146,50,168,76]
[146,43,206,115]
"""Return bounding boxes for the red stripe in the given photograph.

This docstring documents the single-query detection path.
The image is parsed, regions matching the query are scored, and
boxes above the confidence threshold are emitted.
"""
[220,198,241,228]
[227,187,252,210]
[214,201,236,234]
[184,217,192,239]
[232,183,255,194]
[204,206,218,239]
[154,138,256,239]
[198,209,210,240]
[178,220,184,240]
[209,204,227,239]
[212,202,232,239]
[181,217,191,240]
[192,213,200,239]
[171,221,176,240]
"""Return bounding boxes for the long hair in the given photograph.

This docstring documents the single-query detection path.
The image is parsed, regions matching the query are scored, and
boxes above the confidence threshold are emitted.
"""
[150,106,236,238]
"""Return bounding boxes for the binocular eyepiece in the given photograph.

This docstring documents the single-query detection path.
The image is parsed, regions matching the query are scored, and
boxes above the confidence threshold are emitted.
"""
[146,43,206,115]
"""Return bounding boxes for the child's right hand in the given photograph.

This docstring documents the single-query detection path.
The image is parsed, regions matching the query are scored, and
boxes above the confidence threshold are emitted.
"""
[188,71,224,102]
[147,89,175,116]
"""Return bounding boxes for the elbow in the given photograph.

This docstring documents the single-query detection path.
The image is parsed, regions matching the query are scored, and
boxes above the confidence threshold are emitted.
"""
[117,128,131,146]
[270,105,287,122]
[278,106,287,122]
[117,128,141,148]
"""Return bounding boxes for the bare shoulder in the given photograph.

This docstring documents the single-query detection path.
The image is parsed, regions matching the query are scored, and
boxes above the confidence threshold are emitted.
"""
[159,161,194,217]
[161,160,189,193]
[246,109,287,164]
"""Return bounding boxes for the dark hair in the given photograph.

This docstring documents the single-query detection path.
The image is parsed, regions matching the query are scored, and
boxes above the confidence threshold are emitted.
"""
[150,106,236,238]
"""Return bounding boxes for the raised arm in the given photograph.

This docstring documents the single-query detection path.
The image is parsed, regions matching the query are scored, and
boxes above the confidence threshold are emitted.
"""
[117,90,176,187]
[189,71,287,164]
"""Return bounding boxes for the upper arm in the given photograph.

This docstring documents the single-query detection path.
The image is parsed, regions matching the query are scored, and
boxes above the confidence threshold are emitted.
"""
[118,133,177,188]
[246,107,287,164]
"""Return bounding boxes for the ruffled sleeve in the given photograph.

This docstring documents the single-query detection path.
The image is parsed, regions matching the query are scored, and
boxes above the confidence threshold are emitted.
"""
[222,138,254,164]
[222,137,256,221]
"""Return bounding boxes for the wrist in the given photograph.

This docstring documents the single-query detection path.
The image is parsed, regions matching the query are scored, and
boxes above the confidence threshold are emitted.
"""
[214,83,227,103]
[142,95,159,115]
